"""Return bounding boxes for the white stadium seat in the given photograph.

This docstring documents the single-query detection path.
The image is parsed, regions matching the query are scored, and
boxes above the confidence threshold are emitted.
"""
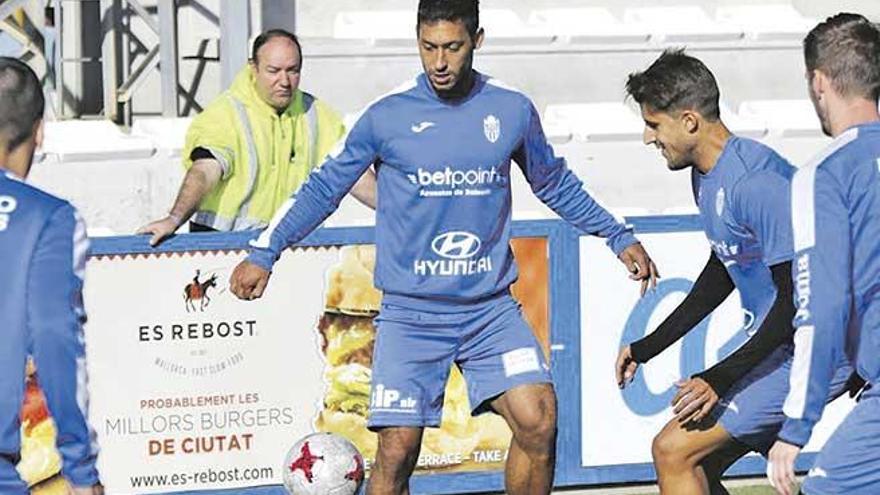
[719,102,768,139]
[715,4,817,41]
[333,9,541,44]
[333,10,414,41]
[737,99,822,137]
[527,8,650,44]
[541,117,573,145]
[479,9,530,38]
[42,120,156,162]
[623,6,743,43]
[131,117,193,156]
[542,101,768,143]
[543,103,643,142]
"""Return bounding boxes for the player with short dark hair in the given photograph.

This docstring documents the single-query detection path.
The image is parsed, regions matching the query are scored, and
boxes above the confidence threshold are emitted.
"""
[0,57,103,495]
[625,48,721,122]
[230,1,658,493]
[618,49,852,494]
[767,13,880,495]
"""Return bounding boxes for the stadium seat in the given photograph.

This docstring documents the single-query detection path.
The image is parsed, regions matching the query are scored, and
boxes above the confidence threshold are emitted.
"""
[333,10,413,41]
[542,117,573,145]
[737,99,822,137]
[623,6,743,43]
[42,120,156,162]
[131,117,193,156]
[526,7,650,44]
[715,4,816,41]
[480,9,543,41]
[333,9,541,44]
[720,102,768,138]
[543,102,643,142]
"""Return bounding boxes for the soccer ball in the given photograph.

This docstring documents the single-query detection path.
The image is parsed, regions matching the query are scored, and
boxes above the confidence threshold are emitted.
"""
[282,432,365,495]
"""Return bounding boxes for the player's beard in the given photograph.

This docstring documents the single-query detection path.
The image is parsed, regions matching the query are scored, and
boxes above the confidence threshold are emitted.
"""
[808,82,832,137]
[660,144,689,171]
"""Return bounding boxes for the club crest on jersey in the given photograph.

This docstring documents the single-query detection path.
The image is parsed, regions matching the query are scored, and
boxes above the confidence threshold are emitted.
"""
[715,188,725,217]
[483,115,500,143]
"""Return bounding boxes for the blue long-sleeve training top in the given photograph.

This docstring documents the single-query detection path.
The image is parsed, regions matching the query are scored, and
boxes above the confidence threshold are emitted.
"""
[692,136,795,335]
[248,72,636,306]
[0,169,99,486]
[630,136,796,393]
[780,122,880,447]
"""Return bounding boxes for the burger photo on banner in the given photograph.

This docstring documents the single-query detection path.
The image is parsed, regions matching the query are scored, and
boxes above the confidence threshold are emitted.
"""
[315,238,550,473]
[18,358,70,495]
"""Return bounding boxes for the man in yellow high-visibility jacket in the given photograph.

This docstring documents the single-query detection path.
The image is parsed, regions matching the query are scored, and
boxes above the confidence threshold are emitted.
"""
[138,29,376,245]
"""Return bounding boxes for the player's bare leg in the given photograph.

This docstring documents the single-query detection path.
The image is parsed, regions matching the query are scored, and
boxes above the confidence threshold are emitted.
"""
[652,419,732,494]
[367,427,423,495]
[492,383,557,495]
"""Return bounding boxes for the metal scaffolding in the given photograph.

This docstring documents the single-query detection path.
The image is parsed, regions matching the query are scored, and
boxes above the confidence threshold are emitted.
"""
[99,0,181,121]
[0,0,295,123]
[0,0,50,99]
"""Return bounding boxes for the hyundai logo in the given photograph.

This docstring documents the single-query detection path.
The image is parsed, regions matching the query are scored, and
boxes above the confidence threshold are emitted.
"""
[431,231,481,259]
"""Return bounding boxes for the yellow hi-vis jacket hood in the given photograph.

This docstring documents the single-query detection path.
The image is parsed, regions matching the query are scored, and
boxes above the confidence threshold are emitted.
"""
[182,66,345,231]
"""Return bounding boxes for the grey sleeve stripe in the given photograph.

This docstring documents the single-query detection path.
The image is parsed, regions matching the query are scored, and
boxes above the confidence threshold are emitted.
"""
[202,146,233,180]
[228,96,260,219]
[302,92,319,166]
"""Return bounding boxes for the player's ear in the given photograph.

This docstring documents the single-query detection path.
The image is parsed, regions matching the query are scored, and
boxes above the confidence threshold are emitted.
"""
[473,27,485,49]
[681,110,699,134]
[812,69,830,98]
[33,119,43,149]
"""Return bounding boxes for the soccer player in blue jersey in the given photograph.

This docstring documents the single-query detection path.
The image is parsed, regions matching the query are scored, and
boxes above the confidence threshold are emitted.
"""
[229,1,657,493]
[767,14,880,495]
[0,58,102,494]
[617,50,852,495]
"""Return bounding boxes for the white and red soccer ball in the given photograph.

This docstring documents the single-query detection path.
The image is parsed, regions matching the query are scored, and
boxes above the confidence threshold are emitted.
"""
[282,432,365,495]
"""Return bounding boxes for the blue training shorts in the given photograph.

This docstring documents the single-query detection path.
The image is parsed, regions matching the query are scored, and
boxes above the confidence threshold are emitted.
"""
[366,293,552,430]
[803,384,880,495]
[714,345,852,454]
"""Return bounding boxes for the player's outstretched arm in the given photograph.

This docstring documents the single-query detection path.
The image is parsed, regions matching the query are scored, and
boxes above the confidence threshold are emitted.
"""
[349,166,378,210]
[630,252,733,362]
[514,103,634,249]
[28,205,101,488]
[617,252,732,389]
[513,102,660,292]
